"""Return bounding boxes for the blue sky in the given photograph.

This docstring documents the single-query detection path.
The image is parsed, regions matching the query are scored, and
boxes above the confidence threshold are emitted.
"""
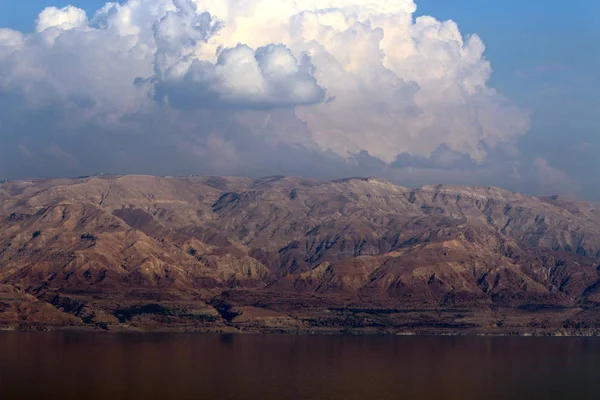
[0,1,105,30]
[0,0,598,199]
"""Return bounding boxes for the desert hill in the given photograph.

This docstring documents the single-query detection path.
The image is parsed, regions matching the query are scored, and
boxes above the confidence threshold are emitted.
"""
[1,175,599,334]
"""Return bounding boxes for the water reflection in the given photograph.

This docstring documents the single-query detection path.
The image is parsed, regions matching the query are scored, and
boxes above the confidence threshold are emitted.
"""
[0,333,598,400]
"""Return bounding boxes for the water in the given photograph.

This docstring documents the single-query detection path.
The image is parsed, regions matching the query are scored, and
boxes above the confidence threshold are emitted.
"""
[0,333,599,400]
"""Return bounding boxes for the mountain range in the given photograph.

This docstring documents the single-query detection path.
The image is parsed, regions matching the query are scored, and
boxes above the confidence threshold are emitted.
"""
[1,175,599,335]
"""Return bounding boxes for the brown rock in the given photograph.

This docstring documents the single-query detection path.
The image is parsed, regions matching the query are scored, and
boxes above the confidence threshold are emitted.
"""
[1,175,600,334]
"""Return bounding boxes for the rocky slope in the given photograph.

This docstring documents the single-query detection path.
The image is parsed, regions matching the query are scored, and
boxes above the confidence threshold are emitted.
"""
[1,175,599,334]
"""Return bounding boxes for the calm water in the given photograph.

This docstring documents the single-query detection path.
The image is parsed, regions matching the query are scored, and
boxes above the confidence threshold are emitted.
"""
[0,333,599,400]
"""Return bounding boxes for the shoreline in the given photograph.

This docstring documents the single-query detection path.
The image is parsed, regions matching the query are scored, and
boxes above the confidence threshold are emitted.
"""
[1,324,599,337]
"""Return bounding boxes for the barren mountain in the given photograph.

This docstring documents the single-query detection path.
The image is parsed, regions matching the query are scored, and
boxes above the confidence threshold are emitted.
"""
[1,175,600,335]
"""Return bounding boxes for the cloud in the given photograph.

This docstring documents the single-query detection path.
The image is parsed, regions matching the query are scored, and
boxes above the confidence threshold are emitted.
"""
[392,144,479,170]
[0,0,544,194]
[531,158,580,196]
[145,1,325,108]
[36,6,88,33]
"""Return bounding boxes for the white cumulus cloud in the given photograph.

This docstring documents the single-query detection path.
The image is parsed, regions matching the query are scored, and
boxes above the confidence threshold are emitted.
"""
[146,1,325,108]
[36,6,88,33]
[0,0,536,191]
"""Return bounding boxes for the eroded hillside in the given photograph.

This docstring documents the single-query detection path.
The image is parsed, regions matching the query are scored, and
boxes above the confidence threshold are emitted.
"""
[1,175,599,334]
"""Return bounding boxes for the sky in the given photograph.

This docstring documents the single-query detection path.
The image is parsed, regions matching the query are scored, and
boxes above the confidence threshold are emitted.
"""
[0,0,598,199]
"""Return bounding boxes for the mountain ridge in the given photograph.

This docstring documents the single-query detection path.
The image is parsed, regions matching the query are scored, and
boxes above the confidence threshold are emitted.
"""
[1,175,599,335]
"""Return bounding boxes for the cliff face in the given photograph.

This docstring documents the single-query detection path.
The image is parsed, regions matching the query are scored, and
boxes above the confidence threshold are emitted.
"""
[1,175,600,334]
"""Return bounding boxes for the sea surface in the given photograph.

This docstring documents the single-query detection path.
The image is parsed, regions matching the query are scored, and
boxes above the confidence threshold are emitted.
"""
[0,332,599,399]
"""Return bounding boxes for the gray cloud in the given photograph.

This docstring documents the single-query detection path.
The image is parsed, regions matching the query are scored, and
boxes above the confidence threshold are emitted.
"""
[392,144,479,170]
[149,43,326,109]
